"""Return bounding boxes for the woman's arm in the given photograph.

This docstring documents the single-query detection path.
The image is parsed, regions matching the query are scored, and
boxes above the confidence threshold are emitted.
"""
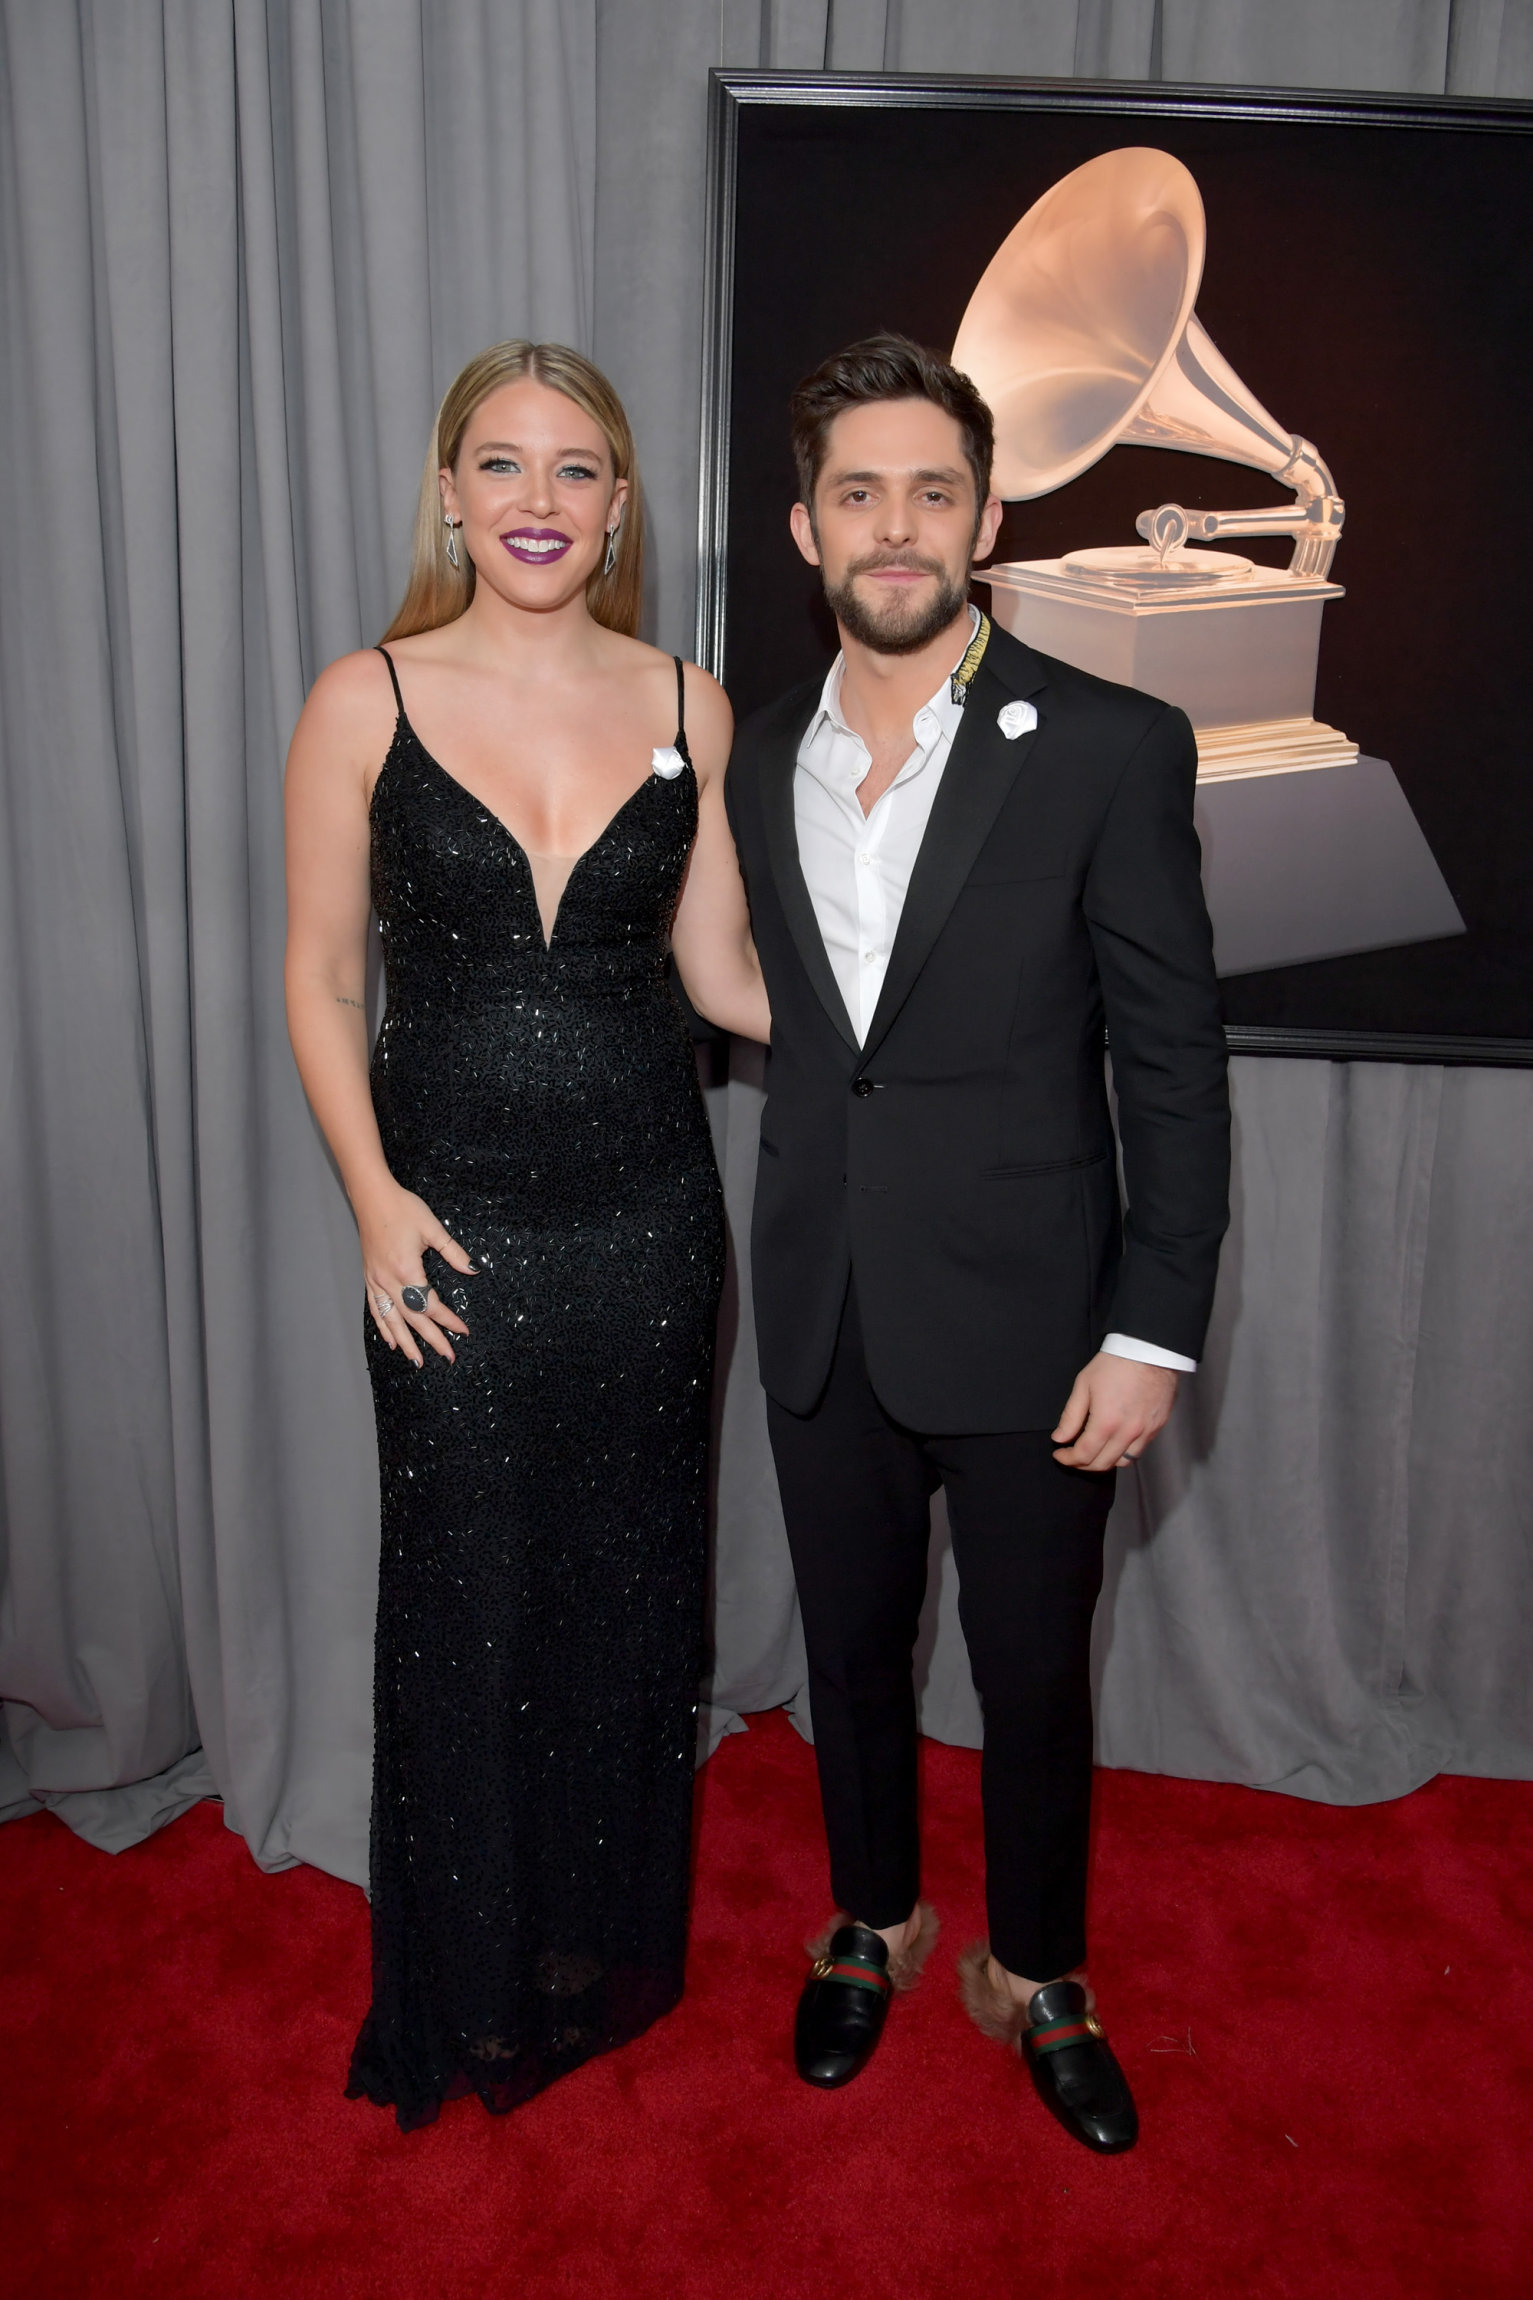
[669,667,771,1043]
[283,654,475,1364]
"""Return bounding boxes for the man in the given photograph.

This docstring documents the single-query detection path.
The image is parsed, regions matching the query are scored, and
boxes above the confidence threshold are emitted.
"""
[724,335,1230,2155]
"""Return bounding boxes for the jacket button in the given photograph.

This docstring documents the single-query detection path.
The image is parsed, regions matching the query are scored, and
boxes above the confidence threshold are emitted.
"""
[852,1078,875,1097]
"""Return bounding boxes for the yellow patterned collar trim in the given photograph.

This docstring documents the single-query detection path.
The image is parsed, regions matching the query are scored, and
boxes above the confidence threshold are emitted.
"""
[949,610,991,706]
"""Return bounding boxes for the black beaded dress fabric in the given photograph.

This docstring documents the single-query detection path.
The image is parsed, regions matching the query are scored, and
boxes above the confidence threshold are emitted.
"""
[347,649,724,2131]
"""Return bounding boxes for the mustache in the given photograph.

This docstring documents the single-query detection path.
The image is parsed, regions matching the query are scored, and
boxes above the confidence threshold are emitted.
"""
[846,552,946,579]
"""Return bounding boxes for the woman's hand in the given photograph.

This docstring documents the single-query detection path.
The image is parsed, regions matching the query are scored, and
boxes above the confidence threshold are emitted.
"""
[356,1178,477,1366]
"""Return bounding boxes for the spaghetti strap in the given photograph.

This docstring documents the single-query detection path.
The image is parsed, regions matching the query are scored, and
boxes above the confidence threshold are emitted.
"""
[375,644,405,719]
[672,655,693,765]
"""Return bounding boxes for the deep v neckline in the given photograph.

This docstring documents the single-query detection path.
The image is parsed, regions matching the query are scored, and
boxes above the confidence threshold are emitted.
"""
[370,646,694,954]
[379,717,673,953]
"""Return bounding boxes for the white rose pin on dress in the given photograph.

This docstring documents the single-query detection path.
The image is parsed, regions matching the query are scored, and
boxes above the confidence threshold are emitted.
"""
[997,700,1038,741]
[651,745,686,779]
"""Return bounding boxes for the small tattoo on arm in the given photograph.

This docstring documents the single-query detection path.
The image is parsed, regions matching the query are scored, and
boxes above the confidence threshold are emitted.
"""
[336,995,365,1010]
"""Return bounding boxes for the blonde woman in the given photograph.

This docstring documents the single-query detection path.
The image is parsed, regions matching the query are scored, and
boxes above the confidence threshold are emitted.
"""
[284,342,768,2129]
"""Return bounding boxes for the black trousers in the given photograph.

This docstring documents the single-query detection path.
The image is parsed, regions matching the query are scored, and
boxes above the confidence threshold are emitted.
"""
[766,1283,1115,1982]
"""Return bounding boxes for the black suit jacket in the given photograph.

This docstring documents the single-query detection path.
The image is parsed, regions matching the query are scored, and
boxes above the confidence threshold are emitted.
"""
[724,618,1231,1432]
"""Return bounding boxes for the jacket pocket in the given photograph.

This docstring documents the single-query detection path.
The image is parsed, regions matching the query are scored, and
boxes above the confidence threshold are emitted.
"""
[985,1149,1110,1179]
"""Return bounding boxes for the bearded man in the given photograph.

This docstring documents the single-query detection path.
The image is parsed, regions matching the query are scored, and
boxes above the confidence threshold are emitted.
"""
[723,334,1230,2154]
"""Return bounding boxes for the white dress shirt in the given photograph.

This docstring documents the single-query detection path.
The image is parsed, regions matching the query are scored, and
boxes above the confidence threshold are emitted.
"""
[792,617,1196,1376]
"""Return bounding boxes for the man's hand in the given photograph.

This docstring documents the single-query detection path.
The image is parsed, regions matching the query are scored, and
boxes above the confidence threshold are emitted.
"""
[1051,1354,1179,1472]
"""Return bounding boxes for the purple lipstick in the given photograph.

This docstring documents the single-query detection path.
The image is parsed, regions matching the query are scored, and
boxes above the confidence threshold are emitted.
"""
[501,526,573,566]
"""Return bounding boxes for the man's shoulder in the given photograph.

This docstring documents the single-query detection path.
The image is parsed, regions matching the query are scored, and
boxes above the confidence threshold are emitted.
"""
[730,672,826,767]
[983,617,1186,747]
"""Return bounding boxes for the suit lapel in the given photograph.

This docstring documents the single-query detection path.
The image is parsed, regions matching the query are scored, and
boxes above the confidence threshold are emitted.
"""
[758,698,861,1052]
[860,646,1051,1064]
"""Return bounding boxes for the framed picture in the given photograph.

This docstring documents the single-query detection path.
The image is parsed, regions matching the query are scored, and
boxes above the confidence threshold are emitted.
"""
[697,71,1533,1064]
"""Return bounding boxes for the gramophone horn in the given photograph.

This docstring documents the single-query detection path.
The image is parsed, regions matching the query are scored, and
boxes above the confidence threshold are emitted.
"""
[952,147,1342,576]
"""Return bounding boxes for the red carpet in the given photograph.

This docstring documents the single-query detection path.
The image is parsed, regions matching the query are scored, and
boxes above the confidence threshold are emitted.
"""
[3,1712,1529,2299]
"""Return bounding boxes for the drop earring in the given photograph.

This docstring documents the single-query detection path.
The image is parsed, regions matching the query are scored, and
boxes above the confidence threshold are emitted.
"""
[444,515,462,571]
[603,522,619,577]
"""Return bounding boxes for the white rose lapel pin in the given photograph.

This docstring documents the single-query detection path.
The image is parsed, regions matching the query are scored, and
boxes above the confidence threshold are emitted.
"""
[651,745,686,779]
[996,699,1038,741]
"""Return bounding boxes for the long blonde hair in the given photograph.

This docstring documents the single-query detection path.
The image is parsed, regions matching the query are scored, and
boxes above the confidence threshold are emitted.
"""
[382,341,643,642]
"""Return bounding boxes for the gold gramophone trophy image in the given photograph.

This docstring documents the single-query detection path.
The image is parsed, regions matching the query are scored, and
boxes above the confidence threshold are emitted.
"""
[954,147,1463,975]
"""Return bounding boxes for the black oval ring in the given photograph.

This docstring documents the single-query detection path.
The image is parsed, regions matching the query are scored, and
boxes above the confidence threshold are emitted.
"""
[400,1284,430,1313]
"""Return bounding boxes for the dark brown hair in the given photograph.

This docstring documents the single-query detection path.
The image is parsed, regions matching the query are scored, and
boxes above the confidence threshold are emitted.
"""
[789,331,995,517]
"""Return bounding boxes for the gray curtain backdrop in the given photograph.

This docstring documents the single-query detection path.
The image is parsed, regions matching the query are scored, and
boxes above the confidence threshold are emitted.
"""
[1,1,1529,1889]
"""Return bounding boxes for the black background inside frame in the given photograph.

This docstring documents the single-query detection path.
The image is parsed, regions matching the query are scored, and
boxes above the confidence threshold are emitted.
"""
[704,78,1533,1058]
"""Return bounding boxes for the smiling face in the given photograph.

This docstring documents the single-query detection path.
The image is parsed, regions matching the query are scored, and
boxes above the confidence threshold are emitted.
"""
[790,397,1003,656]
[440,377,626,616]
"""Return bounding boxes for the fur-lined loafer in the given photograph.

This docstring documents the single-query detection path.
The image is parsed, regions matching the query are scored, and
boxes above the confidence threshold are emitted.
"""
[957,1944,1138,2153]
[794,1904,939,2089]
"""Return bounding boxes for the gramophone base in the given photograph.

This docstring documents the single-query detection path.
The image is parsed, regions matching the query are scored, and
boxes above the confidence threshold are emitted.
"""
[981,564,1461,973]
[983,557,1343,743]
[1194,716,1358,781]
[1194,755,1465,978]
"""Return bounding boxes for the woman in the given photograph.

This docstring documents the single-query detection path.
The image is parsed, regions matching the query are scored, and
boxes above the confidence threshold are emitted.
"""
[284,341,767,2130]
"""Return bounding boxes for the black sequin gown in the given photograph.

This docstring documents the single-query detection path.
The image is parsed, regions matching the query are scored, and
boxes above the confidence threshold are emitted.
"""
[347,648,724,2131]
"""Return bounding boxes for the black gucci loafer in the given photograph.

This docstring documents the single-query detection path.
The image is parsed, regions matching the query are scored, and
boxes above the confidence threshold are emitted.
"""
[1021,1980,1138,2154]
[793,1922,893,2088]
[957,1944,1138,2154]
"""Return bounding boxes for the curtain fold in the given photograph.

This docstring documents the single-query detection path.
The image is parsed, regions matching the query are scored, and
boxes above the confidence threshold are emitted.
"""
[2,0,1530,1886]
[0,0,595,1872]
[0,1,195,1831]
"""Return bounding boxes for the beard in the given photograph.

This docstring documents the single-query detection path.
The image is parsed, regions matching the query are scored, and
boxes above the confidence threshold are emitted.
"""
[822,551,970,656]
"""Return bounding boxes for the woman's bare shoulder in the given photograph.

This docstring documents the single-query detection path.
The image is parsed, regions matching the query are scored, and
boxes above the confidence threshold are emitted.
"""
[677,658,733,774]
[304,644,399,717]
[593,632,723,725]
[595,629,675,682]
[289,647,398,782]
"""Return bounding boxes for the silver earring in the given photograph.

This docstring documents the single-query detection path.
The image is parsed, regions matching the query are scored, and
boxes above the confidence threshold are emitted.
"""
[444,516,461,571]
[603,523,619,577]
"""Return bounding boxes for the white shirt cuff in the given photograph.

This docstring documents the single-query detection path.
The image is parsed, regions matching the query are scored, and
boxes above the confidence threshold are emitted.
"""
[1100,1332,1197,1374]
